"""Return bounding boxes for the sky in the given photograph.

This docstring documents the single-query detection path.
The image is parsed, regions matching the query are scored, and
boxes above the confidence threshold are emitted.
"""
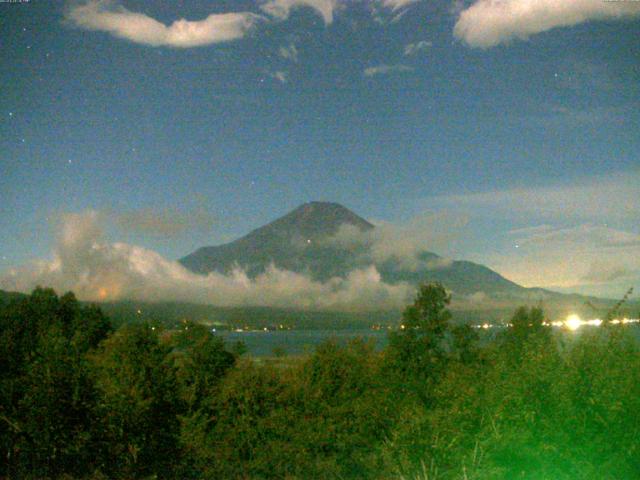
[1,0,639,302]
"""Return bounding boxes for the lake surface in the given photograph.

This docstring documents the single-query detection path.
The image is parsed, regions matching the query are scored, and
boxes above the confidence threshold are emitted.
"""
[221,323,640,357]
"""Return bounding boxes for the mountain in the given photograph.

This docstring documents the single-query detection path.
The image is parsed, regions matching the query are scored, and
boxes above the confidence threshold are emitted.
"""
[180,202,375,280]
[179,201,532,298]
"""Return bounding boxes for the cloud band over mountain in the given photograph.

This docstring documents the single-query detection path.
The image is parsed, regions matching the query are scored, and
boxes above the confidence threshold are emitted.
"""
[0,211,413,311]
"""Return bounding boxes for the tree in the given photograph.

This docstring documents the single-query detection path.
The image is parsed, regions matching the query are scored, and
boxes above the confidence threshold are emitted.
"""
[387,282,453,382]
[503,305,551,354]
[451,323,479,364]
[170,322,235,413]
[0,288,111,478]
[89,323,181,479]
[17,325,97,478]
[169,322,236,478]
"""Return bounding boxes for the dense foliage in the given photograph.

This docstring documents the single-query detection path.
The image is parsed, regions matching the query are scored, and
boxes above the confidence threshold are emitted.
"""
[1,285,639,479]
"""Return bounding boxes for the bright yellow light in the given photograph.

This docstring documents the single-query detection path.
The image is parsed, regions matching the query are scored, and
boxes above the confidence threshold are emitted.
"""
[565,314,582,331]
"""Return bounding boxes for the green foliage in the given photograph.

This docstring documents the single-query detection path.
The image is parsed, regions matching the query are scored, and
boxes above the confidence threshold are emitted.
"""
[387,282,453,378]
[384,312,640,480]
[194,359,289,478]
[169,322,235,411]
[89,323,182,479]
[0,288,111,479]
[185,338,397,479]
[499,306,554,364]
[451,323,480,364]
[508,306,548,341]
[168,322,236,479]
[2,287,640,479]
[288,339,396,478]
[403,283,452,334]
[229,339,248,356]
[386,282,456,413]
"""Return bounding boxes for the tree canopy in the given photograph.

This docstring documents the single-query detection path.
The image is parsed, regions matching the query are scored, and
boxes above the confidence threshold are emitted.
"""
[1,285,639,479]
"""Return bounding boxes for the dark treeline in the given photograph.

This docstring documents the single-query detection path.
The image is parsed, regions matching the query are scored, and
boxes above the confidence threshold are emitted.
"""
[1,285,640,479]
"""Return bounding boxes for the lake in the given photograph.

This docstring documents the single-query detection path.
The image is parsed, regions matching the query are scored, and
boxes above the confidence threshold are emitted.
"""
[221,322,640,357]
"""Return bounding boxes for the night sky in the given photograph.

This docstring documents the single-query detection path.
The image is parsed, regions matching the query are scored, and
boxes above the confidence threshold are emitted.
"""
[1,0,639,300]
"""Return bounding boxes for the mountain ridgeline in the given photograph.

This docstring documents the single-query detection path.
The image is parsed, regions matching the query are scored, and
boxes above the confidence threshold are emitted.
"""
[180,202,528,298]
[181,202,374,281]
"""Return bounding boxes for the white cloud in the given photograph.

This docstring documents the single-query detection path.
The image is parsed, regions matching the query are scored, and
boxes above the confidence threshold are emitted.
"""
[404,40,432,56]
[279,43,299,62]
[370,0,422,23]
[260,0,340,25]
[270,70,288,83]
[66,0,261,47]
[364,64,414,76]
[454,0,640,48]
[0,211,413,311]
[111,207,216,238]
[430,171,640,223]
[423,172,640,297]
[378,0,421,11]
[484,224,640,295]
[581,262,633,284]
[510,224,640,250]
[325,211,468,271]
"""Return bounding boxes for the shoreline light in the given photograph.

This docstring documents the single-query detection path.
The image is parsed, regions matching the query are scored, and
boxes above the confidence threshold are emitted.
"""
[565,314,582,331]
[469,317,638,331]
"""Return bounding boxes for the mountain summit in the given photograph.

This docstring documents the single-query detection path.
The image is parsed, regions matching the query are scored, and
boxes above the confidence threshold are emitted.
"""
[247,201,374,240]
[179,202,527,297]
[180,202,373,279]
